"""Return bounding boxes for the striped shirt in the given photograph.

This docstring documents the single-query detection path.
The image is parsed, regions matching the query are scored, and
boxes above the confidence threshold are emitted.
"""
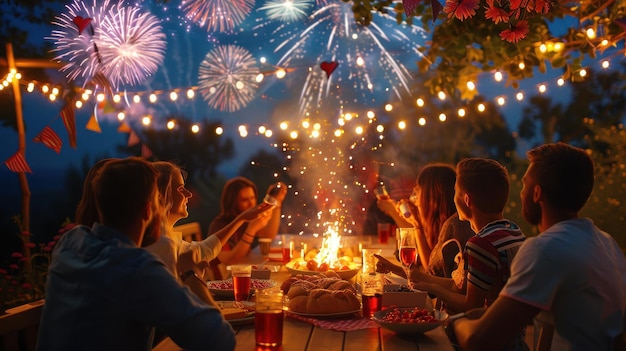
[464,219,526,294]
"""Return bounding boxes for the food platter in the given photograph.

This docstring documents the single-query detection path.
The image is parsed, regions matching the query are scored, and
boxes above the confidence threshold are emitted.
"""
[218,301,255,326]
[207,279,277,297]
[285,261,360,280]
[288,309,361,319]
[372,308,448,335]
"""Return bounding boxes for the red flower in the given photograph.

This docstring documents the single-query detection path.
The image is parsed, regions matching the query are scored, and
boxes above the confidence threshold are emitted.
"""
[22,283,32,289]
[9,264,19,270]
[43,247,52,252]
[25,242,36,248]
[499,20,529,43]
[444,0,480,21]
[10,252,23,258]
[534,0,550,14]
[22,231,31,236]
[0,269,7,274]
[485,2,510,24]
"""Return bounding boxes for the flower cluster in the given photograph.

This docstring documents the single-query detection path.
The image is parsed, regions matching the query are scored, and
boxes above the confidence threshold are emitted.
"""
[1,220,74,311]
[443,0,554,43]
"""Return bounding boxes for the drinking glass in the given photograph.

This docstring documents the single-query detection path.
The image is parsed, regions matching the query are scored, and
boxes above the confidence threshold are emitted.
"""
[231,265,251,302]
[397,228,417,290]
[281,235,293,263]
[361,273,383,318]
[255,289,284,347]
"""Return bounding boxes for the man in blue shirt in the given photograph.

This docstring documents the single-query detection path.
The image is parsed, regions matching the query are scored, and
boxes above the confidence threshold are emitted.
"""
[38,157,235,351]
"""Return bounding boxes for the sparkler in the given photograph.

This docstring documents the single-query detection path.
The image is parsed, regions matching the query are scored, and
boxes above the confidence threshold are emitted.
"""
[97,4,166,88]
[197,45,260,112]
[181,0,255,33]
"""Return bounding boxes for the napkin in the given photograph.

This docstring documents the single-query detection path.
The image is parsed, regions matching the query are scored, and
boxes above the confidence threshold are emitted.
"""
[287,313,378,331]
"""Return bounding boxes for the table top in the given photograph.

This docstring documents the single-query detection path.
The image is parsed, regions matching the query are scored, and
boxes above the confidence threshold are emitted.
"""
[153,235,455,351]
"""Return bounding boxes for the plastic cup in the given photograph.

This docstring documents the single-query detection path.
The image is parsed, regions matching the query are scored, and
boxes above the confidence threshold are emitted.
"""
[255,289,284,347]
[377,223,390,244]
[258,238,272,256]
[231,265,251,302]
[281,235,293,263]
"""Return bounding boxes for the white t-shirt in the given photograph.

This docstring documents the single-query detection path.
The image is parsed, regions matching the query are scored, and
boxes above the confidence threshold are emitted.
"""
[501,218,626,350]
[146,231,221,280]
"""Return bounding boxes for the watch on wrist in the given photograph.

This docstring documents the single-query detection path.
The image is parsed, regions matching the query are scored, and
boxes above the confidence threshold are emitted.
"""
[180,270,197,281]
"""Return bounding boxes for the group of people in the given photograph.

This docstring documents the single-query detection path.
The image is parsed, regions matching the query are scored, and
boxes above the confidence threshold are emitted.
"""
[37,158,287,351]
[373,143,626,350]
[35,142,625,351]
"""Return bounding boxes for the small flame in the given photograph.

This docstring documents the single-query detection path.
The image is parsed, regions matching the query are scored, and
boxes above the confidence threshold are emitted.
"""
[314,224,343,268]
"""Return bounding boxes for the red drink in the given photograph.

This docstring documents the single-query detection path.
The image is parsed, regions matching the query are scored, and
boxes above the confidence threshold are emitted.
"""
[282,247,291,263]
[255,310,284,346]
[400,247,416,267]
[377,223,390,244]
[362,293,382,318]
[233,275,251,301]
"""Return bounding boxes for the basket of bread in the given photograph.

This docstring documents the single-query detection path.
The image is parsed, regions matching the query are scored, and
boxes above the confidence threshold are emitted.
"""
[280,271,361,317]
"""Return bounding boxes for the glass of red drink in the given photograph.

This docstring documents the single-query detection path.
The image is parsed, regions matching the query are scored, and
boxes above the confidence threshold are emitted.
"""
[397,228,418,290]
[231,265,251,302]
[377,223,390,244]
[361,273,383,318]
[255,289,284,347]
[281,235,293,263]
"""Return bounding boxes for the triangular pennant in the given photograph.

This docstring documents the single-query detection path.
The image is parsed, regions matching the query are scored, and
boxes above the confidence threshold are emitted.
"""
[128,130,140,146]
[72,16,92,35]
[118,122,132,133]
[403,0,420,16]
[4,151,32,173]
[60,103,77,149]
[86,114,102,133]
[33,126,62,153]
[141,144,153,159]
[320,61,338,78]
[431,0,443,23]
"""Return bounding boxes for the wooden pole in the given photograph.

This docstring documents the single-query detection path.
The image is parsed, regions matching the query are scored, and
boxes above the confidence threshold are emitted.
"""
[6,43,32,258]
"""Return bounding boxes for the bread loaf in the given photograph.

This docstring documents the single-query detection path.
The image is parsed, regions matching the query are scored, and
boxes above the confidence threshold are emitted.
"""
[286,275,359,314]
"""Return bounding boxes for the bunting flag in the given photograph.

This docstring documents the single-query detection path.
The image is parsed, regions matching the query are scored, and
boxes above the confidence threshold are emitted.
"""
[141,144,153,159]
[86,114,102,133]
[118,121,132,133]
[431,0,443,23]
[403,0,419,16]
[60,103,77,149]
[90,72,113,97]
[33,126,62,153]
[128,130,141,146]
[4,151,32,173]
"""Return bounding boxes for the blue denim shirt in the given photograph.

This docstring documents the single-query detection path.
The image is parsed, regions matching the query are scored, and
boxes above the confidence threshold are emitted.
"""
[37,223,235,351]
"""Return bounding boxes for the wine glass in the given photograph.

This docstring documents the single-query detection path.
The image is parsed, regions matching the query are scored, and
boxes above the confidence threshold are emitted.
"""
[397,228,417,290]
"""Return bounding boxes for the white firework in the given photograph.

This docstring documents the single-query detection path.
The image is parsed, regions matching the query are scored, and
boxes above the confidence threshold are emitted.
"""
[97,4,166,88]
[259,0,313,22]
[181,0,255,33]
[47,0,112,85]
[198,45,260,112]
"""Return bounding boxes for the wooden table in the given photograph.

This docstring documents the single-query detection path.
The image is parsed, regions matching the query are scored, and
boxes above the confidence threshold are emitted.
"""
[154,235,455,351]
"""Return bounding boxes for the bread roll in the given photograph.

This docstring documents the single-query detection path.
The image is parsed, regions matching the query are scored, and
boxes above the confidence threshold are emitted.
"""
[288,295,309,313]
[287,285,309,300]
[306,289,339,314]
[329,280,355,292]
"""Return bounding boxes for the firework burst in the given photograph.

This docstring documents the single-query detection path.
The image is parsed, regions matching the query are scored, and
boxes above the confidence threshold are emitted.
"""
[198,45,260,112]
[259,0,426,116]
[48,0,112,85]
[97,4,166,88]
[259,0,313,22]
[181,0,255,33]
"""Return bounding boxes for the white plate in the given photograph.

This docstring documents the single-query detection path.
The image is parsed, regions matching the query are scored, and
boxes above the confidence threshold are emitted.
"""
[284,261,360,280]
[288,309,361,319]
[207,279,277,297]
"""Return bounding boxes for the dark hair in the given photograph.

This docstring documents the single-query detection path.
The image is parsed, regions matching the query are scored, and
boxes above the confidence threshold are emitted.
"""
[416,163,457,247]
[527,142,594,212]
[75,158,115,226]
[456,158,509,214]
[220,176,257,220]
[93,157,158,227]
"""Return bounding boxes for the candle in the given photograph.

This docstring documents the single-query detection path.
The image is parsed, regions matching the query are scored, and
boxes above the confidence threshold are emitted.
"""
[358,243,363,254]
[300,248,304,258]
